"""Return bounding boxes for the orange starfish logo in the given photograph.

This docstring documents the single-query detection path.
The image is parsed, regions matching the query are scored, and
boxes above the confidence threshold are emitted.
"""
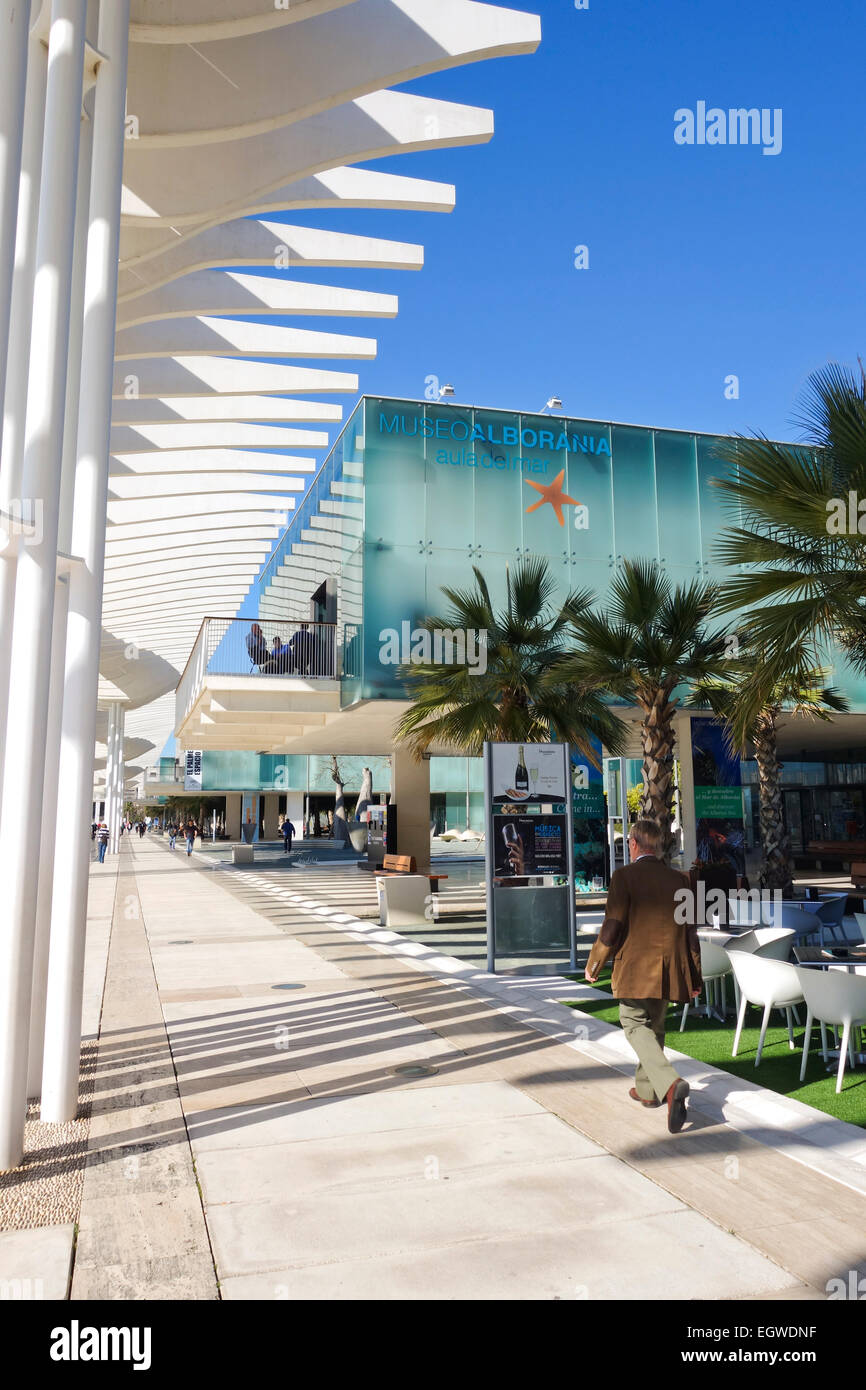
[524,469,579,527]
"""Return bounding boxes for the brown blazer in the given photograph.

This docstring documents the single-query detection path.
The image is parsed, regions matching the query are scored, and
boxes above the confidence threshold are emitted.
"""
[587,856,702,1004]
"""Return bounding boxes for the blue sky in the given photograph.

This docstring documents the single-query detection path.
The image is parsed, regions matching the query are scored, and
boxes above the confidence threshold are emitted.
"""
[256,0,862,446]
[182,0,864,752]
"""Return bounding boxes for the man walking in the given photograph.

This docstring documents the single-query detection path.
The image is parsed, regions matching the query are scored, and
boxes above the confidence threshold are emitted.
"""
[585,818,702,1133]
[96,823,109,864]
[280,816,295,856]
[185,821,196,856]
[168,821,178,851]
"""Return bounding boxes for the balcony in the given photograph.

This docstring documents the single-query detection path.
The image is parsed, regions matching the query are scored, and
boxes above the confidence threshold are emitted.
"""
[175,616,345,753]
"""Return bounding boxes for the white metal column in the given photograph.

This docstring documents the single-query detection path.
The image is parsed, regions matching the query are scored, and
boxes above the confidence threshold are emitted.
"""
[0,0,87,1172]
[0,14,48,810]
[109,703,125,853]
[0,0,31,419]
[41,0,130,1124]
[28,91,92,1099]
[27,573,69,1093]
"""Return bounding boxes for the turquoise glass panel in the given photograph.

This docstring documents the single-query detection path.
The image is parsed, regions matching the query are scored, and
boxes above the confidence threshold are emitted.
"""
[567,421,613,566]
[697,435,736,582]
[518,410,577,560]
[425,403,475,552]
[430,758,467,792]
[653,431,701,577]
[365,399,426,540]
[472,408,526,559]
[611,426,657,564]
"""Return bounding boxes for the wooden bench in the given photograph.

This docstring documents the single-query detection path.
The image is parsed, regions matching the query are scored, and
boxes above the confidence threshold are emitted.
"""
[806,840,866,867]
[381,853,448,890]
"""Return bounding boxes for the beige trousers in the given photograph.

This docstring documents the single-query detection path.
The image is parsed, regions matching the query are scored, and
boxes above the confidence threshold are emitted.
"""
[619,998,680,1103]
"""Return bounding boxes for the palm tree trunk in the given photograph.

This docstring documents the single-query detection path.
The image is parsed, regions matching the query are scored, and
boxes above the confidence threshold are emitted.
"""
[639,688,677,859]
[753,712,793,893]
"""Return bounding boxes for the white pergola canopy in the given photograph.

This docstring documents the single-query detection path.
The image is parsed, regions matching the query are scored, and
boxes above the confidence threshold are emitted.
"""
[101,0,540,766]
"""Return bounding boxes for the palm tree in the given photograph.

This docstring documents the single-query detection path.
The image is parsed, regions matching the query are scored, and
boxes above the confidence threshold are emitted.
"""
[558,559,731,857]
[393,558,627,761]
[689,644,847,892]
[710,362,866,695]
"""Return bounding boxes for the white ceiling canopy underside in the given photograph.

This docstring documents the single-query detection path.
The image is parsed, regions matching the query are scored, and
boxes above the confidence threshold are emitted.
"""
[101,0,540,765]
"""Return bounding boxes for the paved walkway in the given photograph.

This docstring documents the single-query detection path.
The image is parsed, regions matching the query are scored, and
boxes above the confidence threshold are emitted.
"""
[45,835,866,1300]
[0,845,118,1299]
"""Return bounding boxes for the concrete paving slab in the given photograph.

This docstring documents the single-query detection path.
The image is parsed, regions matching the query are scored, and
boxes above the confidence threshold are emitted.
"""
[0,1224,75,1299]
[218,1206,800,1301]
[195,1112,605,1206]
[187,1080,547,1153]
[205,1154,685,1276]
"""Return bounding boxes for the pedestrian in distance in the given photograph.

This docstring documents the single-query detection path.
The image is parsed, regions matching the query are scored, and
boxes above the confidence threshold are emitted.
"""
[185,821,196,856]
[97,823,109,864]
[585,818,702,1134]
[168,822,178,850]
[91,820,97,840]
[280,816,295,856]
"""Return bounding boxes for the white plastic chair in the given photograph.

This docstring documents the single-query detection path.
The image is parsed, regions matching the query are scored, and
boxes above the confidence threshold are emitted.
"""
[797,966,866,1093]
[680,939,732,1030]
[726,927,795,960]
[728,953,805,1067]
[852,913,866,945]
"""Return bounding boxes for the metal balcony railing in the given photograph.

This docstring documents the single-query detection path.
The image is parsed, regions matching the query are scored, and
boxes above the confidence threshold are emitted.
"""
[176,617,339,730]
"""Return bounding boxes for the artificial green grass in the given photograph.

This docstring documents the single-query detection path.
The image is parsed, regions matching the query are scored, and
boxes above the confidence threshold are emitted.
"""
[564,968,866,1128]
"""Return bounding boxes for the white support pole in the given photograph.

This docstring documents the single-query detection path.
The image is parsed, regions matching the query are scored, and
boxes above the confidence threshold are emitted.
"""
[27,574,69,1093]
[0,0,31,420]
[41,0,130,1124]
[28,98,92,1101]
[104,702,117,848]
[108,702,125,853]
[0,0,87,1172]
[0,15,48,809]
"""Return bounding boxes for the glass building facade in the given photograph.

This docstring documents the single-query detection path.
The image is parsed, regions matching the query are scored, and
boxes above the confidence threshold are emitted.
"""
[253,396,866,714]
[174,396,866,842]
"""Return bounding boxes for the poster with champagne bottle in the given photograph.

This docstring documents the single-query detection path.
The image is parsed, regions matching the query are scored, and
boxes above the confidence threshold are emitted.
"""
[489,742,568,805]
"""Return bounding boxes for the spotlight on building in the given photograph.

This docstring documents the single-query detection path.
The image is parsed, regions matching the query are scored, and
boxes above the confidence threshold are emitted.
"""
[438,383,455,400]
[540,396,563,413]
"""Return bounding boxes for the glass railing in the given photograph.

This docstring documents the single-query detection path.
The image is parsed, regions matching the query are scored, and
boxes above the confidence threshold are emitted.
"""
[176,617,340,730]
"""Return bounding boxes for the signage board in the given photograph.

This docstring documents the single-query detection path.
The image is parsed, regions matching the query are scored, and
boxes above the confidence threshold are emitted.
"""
[183,749,202,792]
[690,717,746,876]
[489,742,568,805]
[484,741,577,973]
[493,813,568,878]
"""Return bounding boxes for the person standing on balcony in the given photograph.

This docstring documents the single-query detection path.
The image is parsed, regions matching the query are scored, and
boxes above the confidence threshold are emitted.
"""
[290,623,312,676]
[246,621,268,671]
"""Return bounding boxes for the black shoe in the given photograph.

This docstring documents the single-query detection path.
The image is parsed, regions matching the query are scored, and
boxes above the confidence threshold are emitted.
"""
[665,1079,690,1133]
